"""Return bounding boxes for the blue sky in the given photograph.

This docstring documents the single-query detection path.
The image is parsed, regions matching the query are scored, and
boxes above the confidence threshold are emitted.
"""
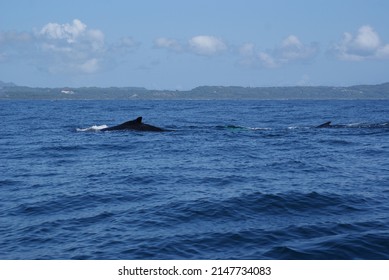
[1,0,389,89]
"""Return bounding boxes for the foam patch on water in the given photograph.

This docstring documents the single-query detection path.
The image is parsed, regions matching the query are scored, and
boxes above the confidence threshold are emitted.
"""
[249,127,271,130]
[76,125,108,132]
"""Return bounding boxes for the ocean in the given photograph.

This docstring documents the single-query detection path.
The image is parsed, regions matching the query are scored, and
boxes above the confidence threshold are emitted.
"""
[1,99,388,259]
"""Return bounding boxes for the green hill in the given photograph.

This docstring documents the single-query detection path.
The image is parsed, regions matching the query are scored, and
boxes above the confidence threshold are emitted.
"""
[1,81,389,100]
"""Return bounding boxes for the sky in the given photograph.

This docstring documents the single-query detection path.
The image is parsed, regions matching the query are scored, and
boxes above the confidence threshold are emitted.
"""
[1,0,389,89]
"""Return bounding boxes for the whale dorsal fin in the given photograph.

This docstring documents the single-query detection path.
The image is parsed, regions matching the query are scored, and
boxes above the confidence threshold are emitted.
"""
[317,121,331,128]
[135,117,142,124]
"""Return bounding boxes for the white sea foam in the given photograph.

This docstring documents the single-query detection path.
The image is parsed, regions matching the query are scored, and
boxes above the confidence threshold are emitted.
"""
[76,125,108,132]
[249,127,271,130]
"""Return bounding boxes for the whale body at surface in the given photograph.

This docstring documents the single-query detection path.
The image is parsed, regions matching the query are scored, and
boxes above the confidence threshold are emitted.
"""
[101,117,166,132]
[316,121,332,128]
[316,121,389,129]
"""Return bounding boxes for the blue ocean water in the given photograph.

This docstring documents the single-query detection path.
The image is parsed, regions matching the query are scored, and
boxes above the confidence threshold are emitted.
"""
[1,99,389,260]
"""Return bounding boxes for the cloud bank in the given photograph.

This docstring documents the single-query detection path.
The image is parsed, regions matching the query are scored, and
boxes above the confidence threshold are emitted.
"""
[37,19,105,74]
[240,35,319,68]
[154,37,182,52]
[1,19,389,82]
[188,35,227,56]
[333,25,389,61]
[154,35,227,56]
[39,19,89,43]
[0,19,138,75]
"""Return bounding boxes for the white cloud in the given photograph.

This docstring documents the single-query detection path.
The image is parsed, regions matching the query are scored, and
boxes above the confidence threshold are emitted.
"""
[38,19,105,52]
[278,35,317,62]
[240,35,318,68]
[333,25,389,61]
[188,35,227,56]
[0,19,145,77]
[258,52,278,68]
[36,19,106,74]
[154,37,182,52]
[376,44,389,59]
[87,29,105,51]
[153,35,227,56]
[354,26,380,50]
[39,19,87,43]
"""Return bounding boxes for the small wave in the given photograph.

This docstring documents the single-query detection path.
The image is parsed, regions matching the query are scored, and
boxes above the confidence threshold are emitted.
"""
[263,226,389,259]
[0,179,23,187]
[349,122,389,128]
[76,125,108,132]
[215,125,245,130]
[216,125,270,131]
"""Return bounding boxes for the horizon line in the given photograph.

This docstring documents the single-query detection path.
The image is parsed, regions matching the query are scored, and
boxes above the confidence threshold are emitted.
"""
[1,80,389,91]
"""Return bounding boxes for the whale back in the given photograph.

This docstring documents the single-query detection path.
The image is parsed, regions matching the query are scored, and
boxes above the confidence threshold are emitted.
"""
[316,121,332,128]
[101,116,166,132]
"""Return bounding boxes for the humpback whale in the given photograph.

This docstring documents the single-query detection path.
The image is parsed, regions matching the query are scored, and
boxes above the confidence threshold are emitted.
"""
[316,121,333,128]
[316,121,389,129]
[101,117,167,132]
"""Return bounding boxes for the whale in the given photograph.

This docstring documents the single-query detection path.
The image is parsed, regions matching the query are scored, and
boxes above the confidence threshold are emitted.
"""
[316,121,333,128]
[316,121,363,128]
[316,121,389,129]
[101,117,167,132]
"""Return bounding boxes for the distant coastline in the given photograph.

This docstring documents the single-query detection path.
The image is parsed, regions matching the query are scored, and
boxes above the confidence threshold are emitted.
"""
[1,81,389,100]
